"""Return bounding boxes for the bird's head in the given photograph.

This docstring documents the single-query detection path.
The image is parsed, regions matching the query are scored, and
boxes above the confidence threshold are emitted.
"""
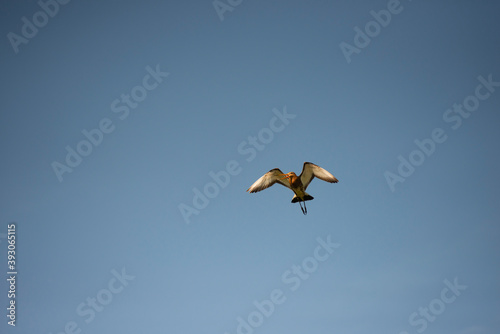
[280,172,296,180]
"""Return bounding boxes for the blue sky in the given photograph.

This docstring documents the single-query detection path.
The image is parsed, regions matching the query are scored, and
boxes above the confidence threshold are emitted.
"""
[1,1,499,333]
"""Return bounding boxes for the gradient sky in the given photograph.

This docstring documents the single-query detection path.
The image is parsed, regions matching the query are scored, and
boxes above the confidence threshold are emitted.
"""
[1,1,499,334]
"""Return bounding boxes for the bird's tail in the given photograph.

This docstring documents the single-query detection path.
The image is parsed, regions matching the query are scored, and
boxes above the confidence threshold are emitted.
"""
[291,193,314,203]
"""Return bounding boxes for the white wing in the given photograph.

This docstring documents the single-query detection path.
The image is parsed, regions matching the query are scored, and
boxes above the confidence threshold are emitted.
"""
[247,168,291,193]
[299,162,338,190]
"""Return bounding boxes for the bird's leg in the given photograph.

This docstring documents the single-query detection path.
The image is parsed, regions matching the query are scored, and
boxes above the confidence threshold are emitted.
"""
[299,201,307,215]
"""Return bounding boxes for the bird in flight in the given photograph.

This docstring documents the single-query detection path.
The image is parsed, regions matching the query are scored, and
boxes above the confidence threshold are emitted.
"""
[246,162,338,215]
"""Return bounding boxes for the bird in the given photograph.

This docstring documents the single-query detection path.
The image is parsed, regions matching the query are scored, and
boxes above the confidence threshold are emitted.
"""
[246,162,338,215]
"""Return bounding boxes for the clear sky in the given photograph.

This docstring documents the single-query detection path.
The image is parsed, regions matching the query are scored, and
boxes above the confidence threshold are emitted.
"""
[1,1,499,333]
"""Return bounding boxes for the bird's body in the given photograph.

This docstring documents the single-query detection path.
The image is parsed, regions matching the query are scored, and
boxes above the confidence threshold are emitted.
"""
[279,172,314,203]
[246,162,338,214]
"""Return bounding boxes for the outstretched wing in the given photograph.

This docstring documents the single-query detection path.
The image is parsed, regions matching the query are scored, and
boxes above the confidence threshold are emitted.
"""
[299,162,338,190]
[246,168,291,193]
